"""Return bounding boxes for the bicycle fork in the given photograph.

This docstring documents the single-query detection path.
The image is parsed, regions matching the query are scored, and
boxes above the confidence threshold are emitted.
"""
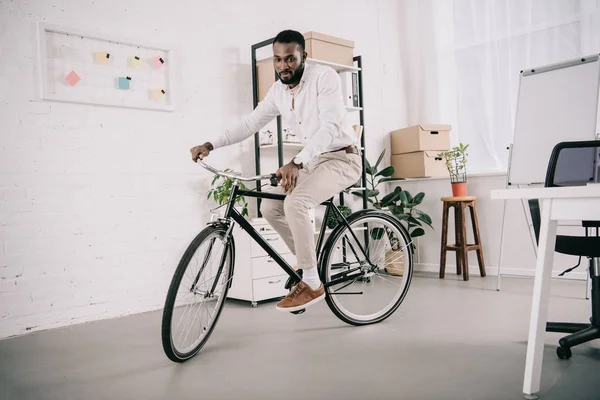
[190,223,234,298]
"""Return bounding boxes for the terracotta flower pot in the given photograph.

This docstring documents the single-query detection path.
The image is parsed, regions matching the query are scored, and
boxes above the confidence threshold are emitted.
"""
[451,182,467,197]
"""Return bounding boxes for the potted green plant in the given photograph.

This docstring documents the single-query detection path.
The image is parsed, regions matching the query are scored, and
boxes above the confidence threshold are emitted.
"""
[438,143,469,197]
[206,169,250,217]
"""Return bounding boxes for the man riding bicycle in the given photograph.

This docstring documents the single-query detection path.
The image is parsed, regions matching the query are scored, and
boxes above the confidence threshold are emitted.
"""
[190,29,361,312]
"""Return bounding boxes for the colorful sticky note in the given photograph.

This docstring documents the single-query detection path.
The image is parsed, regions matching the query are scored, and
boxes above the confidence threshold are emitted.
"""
[65,70,81,87]
[117,76,131,90]
[152,56,165,69]
[94,52,110,64]
[130,56,142,68]
[150,88,165,100]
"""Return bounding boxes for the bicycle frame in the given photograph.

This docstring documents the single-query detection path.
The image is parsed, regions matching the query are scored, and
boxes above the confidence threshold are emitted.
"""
[216,180,374,289]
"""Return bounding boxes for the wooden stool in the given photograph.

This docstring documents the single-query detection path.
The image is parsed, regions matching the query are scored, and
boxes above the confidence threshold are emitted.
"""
[439,196,486,281]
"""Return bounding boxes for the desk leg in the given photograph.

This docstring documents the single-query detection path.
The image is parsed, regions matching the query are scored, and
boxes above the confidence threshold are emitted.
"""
[523,199,557,399]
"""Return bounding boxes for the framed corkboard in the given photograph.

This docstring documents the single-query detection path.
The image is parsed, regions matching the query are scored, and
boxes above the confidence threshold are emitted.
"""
[36,23,175,111]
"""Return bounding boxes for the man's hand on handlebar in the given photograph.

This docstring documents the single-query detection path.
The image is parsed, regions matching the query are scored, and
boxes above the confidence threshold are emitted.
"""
[190,142,214,162]
[277,161,301,194]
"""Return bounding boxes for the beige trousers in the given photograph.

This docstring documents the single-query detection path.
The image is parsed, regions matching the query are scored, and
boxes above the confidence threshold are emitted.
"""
[261,150,362,269]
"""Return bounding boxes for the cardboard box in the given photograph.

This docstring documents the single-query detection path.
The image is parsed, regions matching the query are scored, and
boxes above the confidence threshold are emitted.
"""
[304,31,355,67]
[391,151,449,179]
[257,58,276,103]
[390,124,451,155]
[256,32,355,101]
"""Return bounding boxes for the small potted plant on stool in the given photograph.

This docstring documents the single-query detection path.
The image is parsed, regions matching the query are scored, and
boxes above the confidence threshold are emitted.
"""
[438,143,469,197]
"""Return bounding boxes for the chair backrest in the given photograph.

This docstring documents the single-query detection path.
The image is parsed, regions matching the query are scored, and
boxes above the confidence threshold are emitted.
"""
[544,140,600,187]
[529,140,600,244]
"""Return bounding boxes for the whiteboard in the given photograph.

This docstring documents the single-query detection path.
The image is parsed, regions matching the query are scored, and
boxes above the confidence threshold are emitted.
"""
[508,55,600,185]
[36,23,175,111]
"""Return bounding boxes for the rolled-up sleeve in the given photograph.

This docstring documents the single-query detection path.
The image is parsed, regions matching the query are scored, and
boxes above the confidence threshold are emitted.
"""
[293,69,344,164]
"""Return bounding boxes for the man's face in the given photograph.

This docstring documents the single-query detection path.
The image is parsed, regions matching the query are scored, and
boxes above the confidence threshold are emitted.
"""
[273,42,306,85]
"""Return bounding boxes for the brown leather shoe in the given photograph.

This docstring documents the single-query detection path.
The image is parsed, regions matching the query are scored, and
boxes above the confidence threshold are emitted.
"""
[276,281,325,312]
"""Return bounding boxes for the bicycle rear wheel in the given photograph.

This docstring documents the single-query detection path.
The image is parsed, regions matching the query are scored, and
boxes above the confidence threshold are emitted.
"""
[321,211,413,326]
[161,225,234,362]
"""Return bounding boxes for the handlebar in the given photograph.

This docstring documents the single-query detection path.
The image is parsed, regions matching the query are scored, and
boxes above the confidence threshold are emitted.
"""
[197,159,278,186]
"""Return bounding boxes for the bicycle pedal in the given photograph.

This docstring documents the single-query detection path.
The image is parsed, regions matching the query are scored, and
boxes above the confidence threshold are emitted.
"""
[290,309,306,315]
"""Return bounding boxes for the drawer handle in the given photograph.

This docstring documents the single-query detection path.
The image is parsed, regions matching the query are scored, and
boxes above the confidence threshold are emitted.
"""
[268,279,282,284]
[267,259,276,263]
[266,238,278,242]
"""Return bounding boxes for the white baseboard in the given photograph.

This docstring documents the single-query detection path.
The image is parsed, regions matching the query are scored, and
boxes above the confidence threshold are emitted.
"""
[413,263,589,281]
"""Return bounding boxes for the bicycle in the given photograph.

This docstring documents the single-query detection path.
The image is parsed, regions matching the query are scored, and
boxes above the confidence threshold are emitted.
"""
[161,160,414,362]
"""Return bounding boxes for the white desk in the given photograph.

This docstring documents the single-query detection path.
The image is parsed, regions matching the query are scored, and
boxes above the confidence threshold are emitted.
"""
[491,186,600,398]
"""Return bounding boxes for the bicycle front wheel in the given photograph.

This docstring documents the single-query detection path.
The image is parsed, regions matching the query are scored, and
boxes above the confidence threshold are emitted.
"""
[321,211,413,326]
[161,225,234,362]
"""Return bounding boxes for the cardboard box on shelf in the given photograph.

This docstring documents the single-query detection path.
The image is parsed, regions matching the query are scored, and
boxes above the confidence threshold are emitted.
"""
[257,58,276,103]
[390,124,451,155]
[256,32,355,102]
[391,151,448,179]
[304,31,355,67]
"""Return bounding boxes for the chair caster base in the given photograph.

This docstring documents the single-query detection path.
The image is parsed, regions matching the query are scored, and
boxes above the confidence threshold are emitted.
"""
[557,346,572,360]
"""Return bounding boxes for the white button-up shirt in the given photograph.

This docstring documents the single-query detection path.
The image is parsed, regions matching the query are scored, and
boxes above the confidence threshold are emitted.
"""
[211,63,358,165]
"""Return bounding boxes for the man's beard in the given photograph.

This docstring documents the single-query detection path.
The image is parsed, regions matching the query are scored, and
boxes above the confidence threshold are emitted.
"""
[279,63,305,85]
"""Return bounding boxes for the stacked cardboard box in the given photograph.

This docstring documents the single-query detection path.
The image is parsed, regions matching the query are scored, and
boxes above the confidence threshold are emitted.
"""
[390,125,451,178]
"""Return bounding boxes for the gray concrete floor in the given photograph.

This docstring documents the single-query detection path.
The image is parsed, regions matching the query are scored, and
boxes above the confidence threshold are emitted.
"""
[1,272,599,400]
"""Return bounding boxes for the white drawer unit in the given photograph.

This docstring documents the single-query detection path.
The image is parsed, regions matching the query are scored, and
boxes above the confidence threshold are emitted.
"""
[227,218,296,307]
[252,253,296,280]
[252,275,289,301]
[250,233,289,258]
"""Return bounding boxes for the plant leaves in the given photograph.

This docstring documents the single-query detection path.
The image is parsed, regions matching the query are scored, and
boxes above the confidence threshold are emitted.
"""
[365,157,372,173]
[374,149,386,170]
[390,205,404,216]
[394,213,409,221]
[366,190,380,198]
[412,192,425,205]
[380,191,401,206]
[410,228,425,238]
[414,209,432,226]
[407,216,422,226]
[398,190,409,206]
[379,177,405,183]
[374,166,394,177]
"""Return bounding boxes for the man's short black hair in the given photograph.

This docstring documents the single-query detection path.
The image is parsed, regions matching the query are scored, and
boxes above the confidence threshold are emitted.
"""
[273,30,305,52]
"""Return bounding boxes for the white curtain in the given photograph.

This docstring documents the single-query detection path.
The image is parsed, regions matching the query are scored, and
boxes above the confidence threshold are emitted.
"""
[399,0,600,174]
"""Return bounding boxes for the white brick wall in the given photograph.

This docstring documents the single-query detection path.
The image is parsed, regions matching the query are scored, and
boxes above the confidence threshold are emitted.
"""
[0,0,408,338]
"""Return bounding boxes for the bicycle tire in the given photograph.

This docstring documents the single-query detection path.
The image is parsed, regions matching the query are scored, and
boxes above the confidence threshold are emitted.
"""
[320,210,413,326]
[161,225,234,362]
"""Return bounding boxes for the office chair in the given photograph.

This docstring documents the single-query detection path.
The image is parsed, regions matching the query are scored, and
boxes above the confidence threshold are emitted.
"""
[528,140,600,360]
